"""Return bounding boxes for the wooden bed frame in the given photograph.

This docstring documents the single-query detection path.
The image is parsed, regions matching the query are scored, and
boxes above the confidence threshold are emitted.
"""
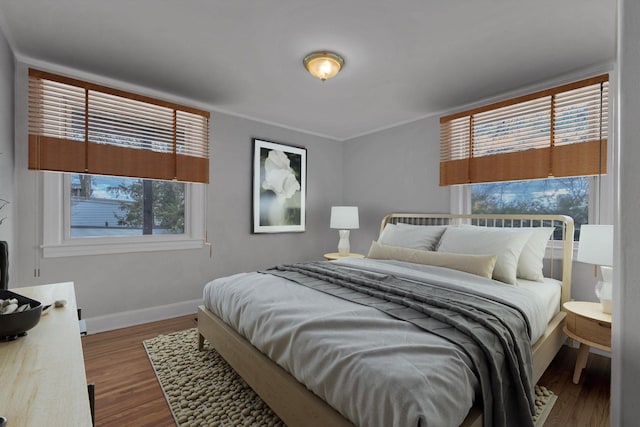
[198,213,574,427]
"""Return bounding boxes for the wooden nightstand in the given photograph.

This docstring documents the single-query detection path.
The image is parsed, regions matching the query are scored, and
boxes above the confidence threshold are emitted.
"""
[323,252,365,261]
[563,301,611,384]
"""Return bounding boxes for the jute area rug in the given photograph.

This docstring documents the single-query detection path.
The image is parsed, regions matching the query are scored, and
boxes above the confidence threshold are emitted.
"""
[144,328,557,427]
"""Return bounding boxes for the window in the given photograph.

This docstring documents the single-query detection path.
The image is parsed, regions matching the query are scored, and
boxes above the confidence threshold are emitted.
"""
[70,174,185,238]
[444,74,612,241]
[28,69,210,257]
[42,172,205,257]
[469,176,591,240]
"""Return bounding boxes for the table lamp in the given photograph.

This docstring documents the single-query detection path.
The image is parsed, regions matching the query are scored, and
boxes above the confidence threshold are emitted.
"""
[576,224,613,313]
[330,206,359,256]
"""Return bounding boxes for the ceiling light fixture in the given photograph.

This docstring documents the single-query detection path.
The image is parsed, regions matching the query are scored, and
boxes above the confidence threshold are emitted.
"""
[303,51,345,81]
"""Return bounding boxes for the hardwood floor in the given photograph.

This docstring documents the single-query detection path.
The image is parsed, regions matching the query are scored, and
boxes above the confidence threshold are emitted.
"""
[82,315,611,427]
[539,346,611,427]
[82,315,197,427]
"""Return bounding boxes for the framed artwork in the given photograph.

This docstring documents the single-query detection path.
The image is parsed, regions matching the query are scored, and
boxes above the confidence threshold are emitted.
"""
[252,138,306,233]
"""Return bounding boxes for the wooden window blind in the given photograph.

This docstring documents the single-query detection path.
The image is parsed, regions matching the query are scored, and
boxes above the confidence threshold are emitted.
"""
[440,74,608,186]
[28,68,210,183]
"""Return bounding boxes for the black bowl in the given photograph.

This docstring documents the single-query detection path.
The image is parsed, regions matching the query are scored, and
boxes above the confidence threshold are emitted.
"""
[0,290,43,340]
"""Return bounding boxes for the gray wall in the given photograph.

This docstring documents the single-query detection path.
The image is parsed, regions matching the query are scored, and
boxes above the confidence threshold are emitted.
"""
[342,115,450,254]
[614,0,640,424]
[0,30,14,279]
[11,62,343,324]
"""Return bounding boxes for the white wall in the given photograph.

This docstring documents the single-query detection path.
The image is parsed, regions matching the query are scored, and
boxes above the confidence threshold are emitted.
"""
[0,30,14,279]
[11,62,344,331]
[613,0,640,424]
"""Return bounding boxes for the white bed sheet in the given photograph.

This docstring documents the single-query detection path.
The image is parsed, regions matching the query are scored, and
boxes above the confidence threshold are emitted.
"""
[203,259,558,427]
[516,277,562,331]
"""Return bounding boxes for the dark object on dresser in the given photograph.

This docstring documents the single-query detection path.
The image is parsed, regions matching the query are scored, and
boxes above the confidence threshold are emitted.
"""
[0,241,7,290]
[0,290,42,340]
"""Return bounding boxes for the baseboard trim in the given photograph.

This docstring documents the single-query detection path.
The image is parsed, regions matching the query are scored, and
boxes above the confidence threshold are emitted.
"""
[85,299,200,334]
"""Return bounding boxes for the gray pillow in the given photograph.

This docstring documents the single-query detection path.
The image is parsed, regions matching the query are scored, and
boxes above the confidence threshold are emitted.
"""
[378,223,447,251]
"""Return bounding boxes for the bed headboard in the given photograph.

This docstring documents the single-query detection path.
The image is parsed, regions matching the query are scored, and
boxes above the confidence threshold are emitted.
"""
[380,213,574,305]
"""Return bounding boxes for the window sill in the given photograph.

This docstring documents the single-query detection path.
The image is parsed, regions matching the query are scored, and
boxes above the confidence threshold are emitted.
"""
[42,237,204,258]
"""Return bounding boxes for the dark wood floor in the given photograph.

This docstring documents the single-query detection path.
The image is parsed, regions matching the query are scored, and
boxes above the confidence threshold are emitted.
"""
[82,315,611,427]
[539,345,611,426]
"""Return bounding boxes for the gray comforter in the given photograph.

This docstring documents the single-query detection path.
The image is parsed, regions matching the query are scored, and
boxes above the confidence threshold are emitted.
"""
[265,261,536,427]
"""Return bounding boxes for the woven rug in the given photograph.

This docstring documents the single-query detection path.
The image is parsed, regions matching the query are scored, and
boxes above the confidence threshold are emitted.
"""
[144,328,556,427]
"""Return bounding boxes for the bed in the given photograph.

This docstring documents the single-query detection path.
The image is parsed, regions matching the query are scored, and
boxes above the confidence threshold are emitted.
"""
[197,213,574,427]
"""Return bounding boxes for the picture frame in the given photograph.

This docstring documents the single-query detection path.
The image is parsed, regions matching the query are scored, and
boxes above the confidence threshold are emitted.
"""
[252,138,306,233]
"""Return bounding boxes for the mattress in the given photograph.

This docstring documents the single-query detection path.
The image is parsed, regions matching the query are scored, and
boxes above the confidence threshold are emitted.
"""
[516,276,562,331]
[203,258,558,427]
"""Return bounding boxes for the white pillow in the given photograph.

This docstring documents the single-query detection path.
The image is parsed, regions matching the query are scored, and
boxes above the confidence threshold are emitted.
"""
[437,226,533,285]
[517,227,554,281]
[368,241,497,278]
[378,223,447,251]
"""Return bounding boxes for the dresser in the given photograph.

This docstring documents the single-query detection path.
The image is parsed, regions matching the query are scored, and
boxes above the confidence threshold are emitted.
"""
[0,282,93,426]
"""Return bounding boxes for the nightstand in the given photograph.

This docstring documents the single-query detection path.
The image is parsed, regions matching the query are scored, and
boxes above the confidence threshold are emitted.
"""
[563,301,611,384]
[323,252,365,261]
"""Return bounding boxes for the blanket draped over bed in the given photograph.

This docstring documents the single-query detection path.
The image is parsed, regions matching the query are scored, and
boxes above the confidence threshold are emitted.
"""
[264,261,536,427]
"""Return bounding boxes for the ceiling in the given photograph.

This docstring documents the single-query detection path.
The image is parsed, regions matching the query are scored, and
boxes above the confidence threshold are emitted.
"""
[0,0,616,141]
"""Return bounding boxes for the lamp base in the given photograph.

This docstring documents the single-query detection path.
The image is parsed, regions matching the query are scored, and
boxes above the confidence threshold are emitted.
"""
[596,266,613,314]
[600,295,612,314]
[337,230,350,256]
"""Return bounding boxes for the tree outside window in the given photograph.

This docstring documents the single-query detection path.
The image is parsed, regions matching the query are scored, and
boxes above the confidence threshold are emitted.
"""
[470,176,589,240]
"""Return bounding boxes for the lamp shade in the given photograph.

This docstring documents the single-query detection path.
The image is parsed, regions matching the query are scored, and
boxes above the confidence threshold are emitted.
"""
[576,224,613,266]
[330,206,359,230]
